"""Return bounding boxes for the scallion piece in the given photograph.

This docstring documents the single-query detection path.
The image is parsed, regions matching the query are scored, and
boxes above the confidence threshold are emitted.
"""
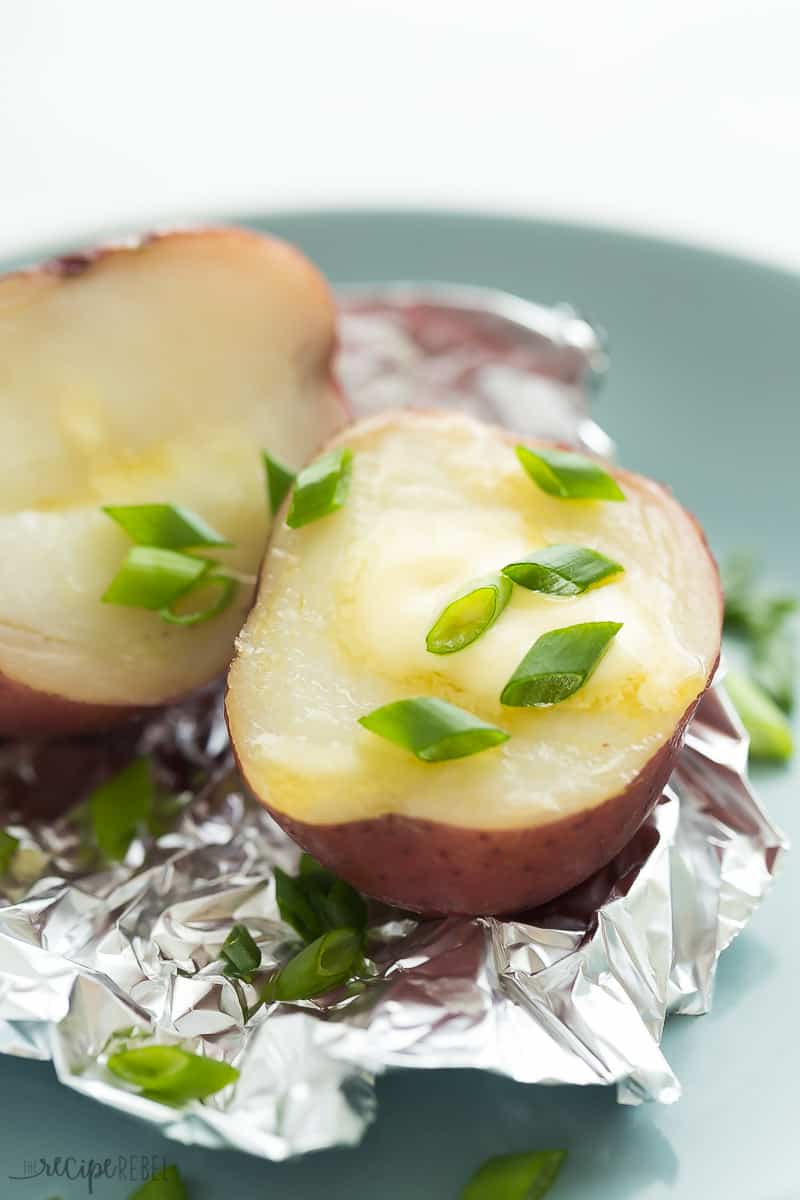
[262,450,296,516]
[721,552,796,640]
[158,572,238,626]
[275,863,367,945]
[274,866,326,944]
[721,552,796,716]
[146,792,188,838]
[502,544,623,596]
[721,552,759,634]
[103,504,230,548]
[299,852,336,882]
[359,697,509,762]
[0,829,19,876]
[220,923,262,981]
[426,573,512,655]
[753,625,795,714]
[516,445,624,502]
[286,447,353,529]
[269,928,362,1001]
[89,758,155,861]
[128,1164,188,1200]
[461,1149,567,1200]
[107,1045,238,1105]
[501,621,622,707]
[320,878,368,934]
[102,546,210,610]
[725,670,794,762]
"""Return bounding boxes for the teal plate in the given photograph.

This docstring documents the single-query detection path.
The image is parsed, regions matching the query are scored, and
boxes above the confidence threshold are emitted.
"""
[1,212,798,1200]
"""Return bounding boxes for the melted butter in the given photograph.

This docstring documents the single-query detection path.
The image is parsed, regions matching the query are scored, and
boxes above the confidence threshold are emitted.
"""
[88,441,175,497]
[56,385,108,454]
[19,424,256,514]
[334,504,705,719]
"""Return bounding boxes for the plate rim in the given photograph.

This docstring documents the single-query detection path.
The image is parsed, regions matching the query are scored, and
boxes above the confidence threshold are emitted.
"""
[4,206,800,290]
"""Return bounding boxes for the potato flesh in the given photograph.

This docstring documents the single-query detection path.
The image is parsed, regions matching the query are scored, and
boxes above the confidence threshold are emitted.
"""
[0,232,343,706]
[227,412,721,832]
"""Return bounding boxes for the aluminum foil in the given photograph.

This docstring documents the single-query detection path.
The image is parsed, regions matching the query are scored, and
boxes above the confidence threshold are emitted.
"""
[0,283,787,1160]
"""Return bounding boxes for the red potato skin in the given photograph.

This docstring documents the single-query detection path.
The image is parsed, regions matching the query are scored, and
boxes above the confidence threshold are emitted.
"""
[0,227,350,739]
[240,686,712,916]
[228,414,723,916]
[0,671,146,738]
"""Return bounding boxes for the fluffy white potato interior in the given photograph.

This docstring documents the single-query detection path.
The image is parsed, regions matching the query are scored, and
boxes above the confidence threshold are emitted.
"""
[227,411,721,830]
[0,231,343,705]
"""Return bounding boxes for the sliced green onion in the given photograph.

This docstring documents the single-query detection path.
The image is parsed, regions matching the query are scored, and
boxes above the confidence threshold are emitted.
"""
[274,865,325,944]
[146,792,188,838]
[501,621,622,707]
[128,1164,188,1200]
[426,573,512,655]
[725,670,793,762]
[721,552,796,717]
[318,878,368,934]
[359,697,509,762]
[461,1149,567,1200]
[299,852,336,883]
[262,450,296,516]
[753,625,795,714]
[158,572,238,626]
[220,923,262,981]
[516,445,625,502]
[721,552,758,634]
[275,863,367,945]
[103,503,230,548]
[89,758,155,861]
[733,591,796,640]
[286,447,353,529]
[107,1045,239,1105]
[721,552,796,639]
[502,544,623,596]
[0,829,20,876]
[102,546,210,609]
[269,928,362,1001]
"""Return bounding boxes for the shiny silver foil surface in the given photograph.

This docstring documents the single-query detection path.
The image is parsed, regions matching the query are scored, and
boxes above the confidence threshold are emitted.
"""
[0,284,787,1160]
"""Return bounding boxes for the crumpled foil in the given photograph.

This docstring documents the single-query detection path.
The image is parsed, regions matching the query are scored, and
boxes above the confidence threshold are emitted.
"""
[0,283,787,1160]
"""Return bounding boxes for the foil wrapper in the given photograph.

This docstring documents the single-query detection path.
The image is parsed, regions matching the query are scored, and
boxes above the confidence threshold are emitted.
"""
[0,283,787,1160]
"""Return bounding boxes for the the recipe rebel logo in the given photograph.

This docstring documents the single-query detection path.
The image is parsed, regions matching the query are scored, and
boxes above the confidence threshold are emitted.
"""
[8,1153,169,1195]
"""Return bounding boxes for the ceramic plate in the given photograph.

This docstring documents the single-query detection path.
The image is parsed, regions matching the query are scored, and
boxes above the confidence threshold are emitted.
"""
[2,212,797,1200]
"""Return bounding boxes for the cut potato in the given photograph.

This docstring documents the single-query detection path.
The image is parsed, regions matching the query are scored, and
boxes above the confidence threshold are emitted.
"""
[226,408,724,912]
[0,228,347,735]
[228,410,722,915]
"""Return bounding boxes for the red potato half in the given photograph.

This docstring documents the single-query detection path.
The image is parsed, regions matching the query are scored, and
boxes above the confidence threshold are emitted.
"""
[227,410,722,915]
[0,228,347,736]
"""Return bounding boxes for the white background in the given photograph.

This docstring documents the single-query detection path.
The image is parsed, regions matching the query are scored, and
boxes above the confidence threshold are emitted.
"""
[1,0,799,268]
